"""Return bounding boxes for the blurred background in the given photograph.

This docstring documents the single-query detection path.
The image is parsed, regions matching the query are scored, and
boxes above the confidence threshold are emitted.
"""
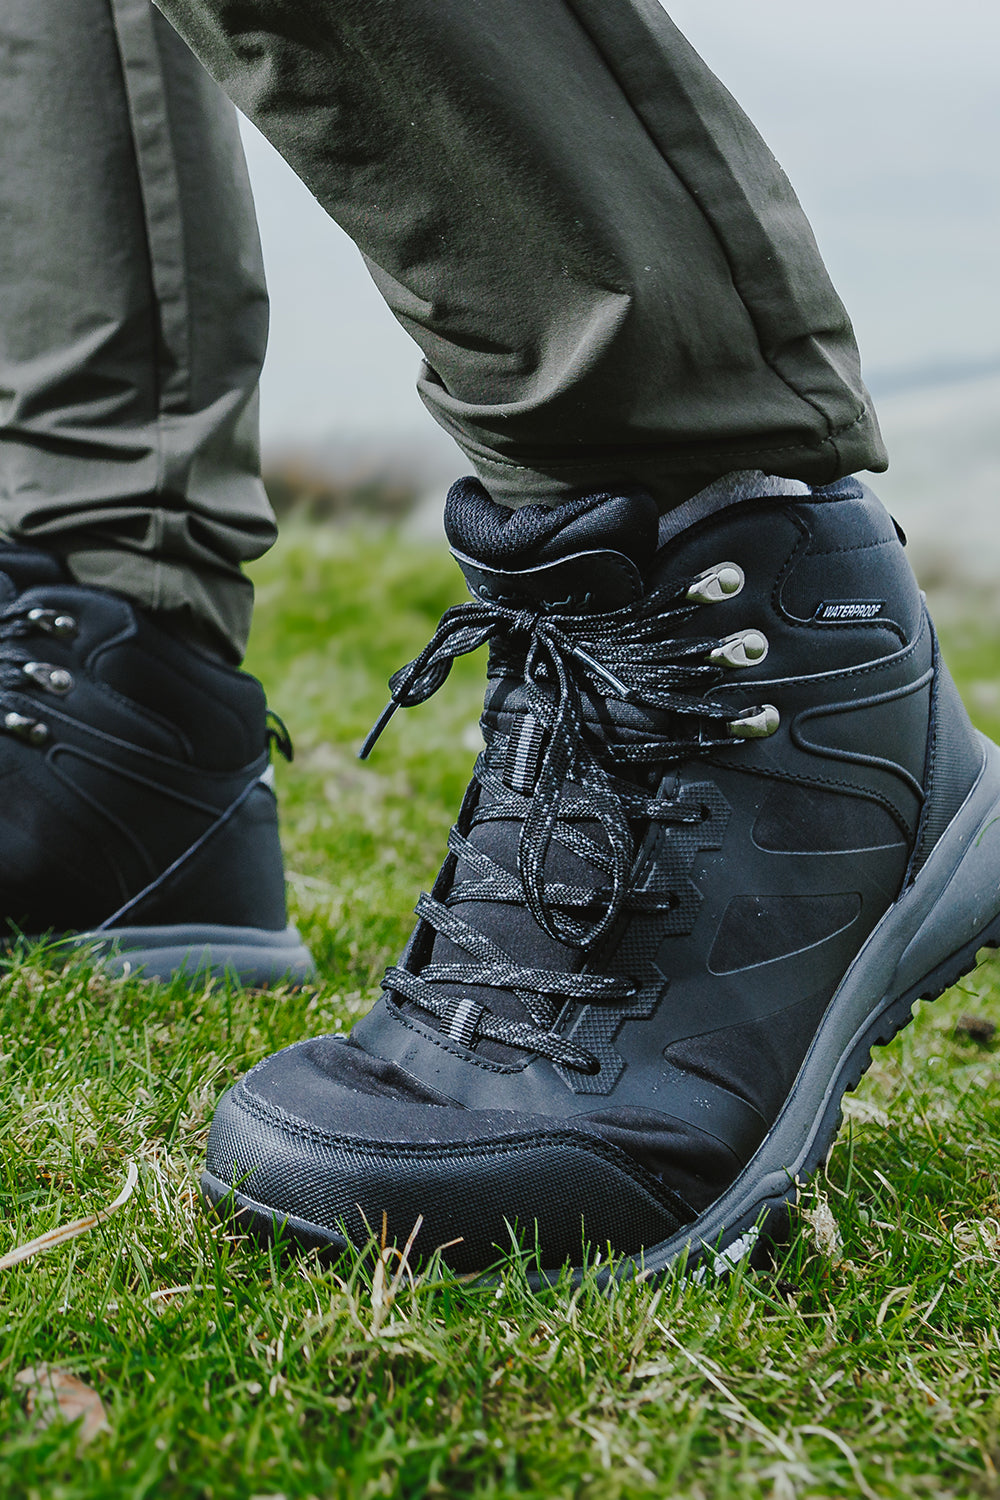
[240,0,999,582]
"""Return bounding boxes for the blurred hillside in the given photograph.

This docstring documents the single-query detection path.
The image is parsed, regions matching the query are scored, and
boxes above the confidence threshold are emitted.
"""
[262,367,1000,592]
[874,370,1000,588]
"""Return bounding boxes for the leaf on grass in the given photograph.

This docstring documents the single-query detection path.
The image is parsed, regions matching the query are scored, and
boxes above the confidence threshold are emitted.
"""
[0,1161,138,1270]
[800,1191,844,1263]
[956,1014,997,1044]
[15,1365,110,1444]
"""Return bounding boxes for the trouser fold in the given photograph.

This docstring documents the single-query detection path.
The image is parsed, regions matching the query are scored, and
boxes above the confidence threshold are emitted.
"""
[156,0,886,508]
[2,0,887,657]
[0,0,274,658]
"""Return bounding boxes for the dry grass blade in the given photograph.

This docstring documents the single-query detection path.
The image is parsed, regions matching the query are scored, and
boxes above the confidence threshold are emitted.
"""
[0,1161,138,1270]
[797,1425,880,1500]
[653,1318,795,1462]
[370,1213,424,1335]
[15,1365,110,1445]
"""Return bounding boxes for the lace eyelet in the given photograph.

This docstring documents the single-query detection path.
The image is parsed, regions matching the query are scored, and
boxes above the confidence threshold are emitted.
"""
[727,704,780,740]
[574,1050,601,1076]
[686,562,745,605]
[708,629,769,669]
[22,661,74,695]
[3,711,49,746]
[27,608,78,639]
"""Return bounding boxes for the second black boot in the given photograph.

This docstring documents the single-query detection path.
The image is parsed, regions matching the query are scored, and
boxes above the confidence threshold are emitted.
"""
[0,545,313,985]
[202,475,1000,1272]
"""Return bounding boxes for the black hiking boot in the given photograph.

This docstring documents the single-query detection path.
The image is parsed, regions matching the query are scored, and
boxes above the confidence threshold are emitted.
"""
[0,545,313,984]
[202,474,1000,1274]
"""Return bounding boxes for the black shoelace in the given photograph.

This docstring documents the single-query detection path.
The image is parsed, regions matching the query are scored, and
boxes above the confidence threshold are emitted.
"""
[361,572,760,1073]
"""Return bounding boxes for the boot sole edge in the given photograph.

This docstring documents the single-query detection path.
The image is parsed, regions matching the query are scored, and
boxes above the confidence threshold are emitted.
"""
[631,729,1000,1280]
[54,922,316,986]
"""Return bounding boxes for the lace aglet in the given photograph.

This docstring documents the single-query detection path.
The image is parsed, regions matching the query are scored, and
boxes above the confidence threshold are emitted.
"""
[358,699,399,760]
[569,644,632,700]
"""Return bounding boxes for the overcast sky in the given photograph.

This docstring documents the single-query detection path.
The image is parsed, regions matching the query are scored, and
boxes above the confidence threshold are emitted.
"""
[241,0,1000,450]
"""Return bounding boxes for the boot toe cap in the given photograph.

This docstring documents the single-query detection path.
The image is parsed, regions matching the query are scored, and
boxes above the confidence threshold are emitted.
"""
[204,1037,694,1273]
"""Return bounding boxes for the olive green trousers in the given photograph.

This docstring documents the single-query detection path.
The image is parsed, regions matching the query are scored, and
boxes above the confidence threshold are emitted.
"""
[0,0,886,660]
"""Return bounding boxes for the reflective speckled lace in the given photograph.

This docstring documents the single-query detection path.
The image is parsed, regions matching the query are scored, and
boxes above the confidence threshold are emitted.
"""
[362,574,755,1072]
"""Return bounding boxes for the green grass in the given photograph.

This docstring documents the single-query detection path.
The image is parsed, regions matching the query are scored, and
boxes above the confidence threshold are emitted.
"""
[3,524,1000,1498]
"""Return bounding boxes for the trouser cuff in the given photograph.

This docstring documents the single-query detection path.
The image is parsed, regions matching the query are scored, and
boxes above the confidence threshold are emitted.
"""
[61,545,254,664]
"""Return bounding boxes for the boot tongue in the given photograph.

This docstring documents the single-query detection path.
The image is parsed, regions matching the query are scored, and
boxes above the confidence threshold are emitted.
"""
[444,477,659,610]
[0,546,68,604]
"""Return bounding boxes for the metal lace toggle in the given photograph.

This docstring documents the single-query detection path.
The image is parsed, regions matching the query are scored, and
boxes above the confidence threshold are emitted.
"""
[22,661,73,694]
[686,562,745,605]
[708,629,769,669]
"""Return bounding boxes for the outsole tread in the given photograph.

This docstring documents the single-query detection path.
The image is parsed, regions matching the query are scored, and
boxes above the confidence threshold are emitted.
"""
[772,931,1000,1251]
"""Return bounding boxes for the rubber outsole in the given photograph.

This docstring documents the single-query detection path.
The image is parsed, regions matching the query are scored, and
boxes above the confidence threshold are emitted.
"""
[55,921,315,986]
[200,734,1000,1278]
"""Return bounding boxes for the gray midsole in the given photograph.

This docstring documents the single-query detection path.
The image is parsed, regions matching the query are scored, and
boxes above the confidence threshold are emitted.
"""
[53,922,315,980]
[640,731,1000,1272]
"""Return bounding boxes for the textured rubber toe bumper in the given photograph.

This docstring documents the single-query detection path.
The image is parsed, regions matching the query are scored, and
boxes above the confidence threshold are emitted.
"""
[202,1056,691,1274]
[62,922,315,986]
